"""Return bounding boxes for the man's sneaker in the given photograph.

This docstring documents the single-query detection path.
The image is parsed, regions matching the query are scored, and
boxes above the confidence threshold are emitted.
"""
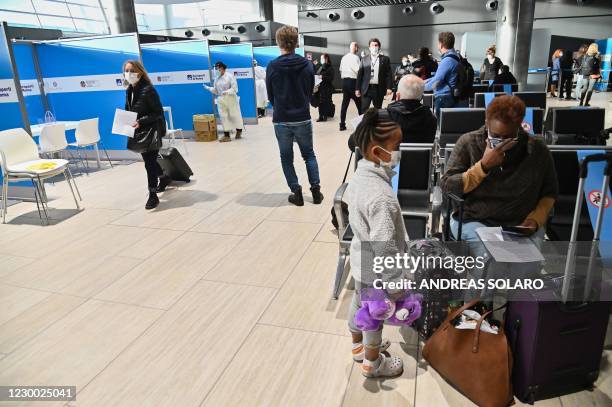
[145,192,159,210]
[311,186,324,205]
[352,339,391,362]
[361,353,403,378]
[340,124,347,131]
[288,188,304,206]
[219,136,232,143]
[156,175,172,193]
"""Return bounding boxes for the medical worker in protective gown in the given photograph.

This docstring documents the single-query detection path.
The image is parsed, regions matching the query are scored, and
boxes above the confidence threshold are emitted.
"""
[254,59,268,118]
[204,61,243,142]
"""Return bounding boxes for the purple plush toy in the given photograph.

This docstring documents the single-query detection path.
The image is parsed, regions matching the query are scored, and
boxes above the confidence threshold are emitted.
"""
[354,288,422,332]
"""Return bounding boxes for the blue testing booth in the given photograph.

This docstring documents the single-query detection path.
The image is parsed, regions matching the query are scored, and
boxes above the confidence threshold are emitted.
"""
[141,40,214,133]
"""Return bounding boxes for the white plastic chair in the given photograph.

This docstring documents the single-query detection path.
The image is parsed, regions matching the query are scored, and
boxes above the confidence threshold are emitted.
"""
[0,128,81,225]
[163,106,188,156]
[39,123,67,156]
[70,118,113,172]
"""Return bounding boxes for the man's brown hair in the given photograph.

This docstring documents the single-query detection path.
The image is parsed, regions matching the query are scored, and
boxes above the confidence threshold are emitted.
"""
[438,32,455,50]
[276,25,299,52]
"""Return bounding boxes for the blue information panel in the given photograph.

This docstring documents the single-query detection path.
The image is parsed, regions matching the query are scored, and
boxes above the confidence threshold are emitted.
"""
[36,34,140,150]
[209,44,257,120]
[12,42,46,126]
[141,40,213,132]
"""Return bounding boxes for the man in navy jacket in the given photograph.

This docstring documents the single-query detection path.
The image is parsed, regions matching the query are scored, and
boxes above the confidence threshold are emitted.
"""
[266,26,323,206]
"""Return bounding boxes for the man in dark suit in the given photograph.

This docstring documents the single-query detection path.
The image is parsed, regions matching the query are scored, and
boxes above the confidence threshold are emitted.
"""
[356,38,393,111]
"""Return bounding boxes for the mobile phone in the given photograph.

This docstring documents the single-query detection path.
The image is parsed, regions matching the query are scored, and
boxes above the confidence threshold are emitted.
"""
[501,225,532,236]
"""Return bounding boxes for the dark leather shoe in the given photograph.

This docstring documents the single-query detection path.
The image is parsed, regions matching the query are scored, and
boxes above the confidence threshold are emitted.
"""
[339,124,347,131]
[145,192,159,210]
[311,186,324,205]
[288,188,304,206]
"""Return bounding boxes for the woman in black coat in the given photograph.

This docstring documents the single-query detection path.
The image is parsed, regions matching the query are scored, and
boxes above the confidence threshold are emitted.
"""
[481,45,503,82]
[316,53,335,122]
[123,60,170,210]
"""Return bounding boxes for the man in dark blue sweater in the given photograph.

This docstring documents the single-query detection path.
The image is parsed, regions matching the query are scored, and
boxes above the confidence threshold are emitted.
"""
[266,25,323,206]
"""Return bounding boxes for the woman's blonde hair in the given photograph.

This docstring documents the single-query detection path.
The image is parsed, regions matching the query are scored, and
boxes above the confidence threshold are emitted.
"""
[122,60,151,83]
[587,43,599,56]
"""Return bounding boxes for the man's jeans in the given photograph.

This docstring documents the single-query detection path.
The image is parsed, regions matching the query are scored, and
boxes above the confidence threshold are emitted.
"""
[273,120,321,192]
[450,218,545,301]
[434,93,457,118]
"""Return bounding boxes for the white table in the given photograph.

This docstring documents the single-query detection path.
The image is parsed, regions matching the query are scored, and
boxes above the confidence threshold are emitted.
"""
[29,121,80,137]
[30,121,101,168]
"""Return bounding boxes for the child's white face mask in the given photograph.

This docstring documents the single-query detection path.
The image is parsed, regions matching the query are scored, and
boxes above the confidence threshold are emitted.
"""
[376,146,401,169]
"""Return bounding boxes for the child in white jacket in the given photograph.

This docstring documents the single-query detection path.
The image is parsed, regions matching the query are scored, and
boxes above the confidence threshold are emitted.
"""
[346,107,409,378]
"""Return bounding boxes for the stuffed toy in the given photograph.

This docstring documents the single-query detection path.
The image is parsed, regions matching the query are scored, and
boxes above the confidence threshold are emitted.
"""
[354,288,422,332]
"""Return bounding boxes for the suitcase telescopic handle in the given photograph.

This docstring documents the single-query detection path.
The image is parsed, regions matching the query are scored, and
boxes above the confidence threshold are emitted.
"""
[579,153,612,179]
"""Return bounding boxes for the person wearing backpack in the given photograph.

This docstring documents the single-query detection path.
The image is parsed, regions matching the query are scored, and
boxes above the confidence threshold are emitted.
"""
[425,32,467,117]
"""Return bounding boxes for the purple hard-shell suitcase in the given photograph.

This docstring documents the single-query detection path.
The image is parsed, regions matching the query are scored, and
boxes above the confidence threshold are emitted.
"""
[505,153,612,404]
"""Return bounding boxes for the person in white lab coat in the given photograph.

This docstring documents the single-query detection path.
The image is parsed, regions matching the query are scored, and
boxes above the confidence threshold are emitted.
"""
[204,61,243,142]
[254,59,268,118]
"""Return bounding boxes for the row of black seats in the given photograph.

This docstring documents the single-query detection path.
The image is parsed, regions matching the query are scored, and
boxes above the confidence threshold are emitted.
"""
[424,90,546,110]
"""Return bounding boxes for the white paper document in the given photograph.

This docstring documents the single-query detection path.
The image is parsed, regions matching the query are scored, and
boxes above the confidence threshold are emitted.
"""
[112,108,137,138]
[476,227,545,263]
[314,75,323,87]
[350,114,364,130]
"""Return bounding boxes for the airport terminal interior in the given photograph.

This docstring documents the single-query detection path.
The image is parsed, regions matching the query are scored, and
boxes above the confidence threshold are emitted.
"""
[0,0,611,406]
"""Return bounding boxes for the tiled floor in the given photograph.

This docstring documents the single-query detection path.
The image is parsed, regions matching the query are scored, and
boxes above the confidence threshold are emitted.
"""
[0,92,610,407]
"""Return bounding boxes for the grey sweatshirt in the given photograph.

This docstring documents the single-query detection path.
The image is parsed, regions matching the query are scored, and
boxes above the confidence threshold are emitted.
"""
[346,159,409,285]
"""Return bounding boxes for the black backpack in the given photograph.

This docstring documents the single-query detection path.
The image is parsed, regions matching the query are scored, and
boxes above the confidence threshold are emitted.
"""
[446,53,474,100]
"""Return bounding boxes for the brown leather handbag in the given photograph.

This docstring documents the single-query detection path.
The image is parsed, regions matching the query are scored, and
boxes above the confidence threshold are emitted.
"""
[422,299,514,407]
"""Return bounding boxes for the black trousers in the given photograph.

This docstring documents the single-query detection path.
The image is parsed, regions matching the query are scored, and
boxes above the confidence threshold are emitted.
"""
[142,150,163,191]
[558,72,573,99]
[361,84,384,111]
[340,78,361,125]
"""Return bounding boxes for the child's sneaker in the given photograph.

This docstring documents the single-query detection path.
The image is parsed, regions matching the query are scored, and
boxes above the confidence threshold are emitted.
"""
[361,353,404,378]
[352,339,391,362]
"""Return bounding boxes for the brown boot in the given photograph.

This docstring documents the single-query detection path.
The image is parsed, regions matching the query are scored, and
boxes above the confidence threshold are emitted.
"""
[235,129,243,139]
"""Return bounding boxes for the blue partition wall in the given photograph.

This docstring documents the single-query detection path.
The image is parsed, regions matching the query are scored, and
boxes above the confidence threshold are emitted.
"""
[0,26,26,131]
[12,42,46,126]
[252,46,304,68]
[36,34,140,150]
[209,44,257,121]
[142,40,213,132]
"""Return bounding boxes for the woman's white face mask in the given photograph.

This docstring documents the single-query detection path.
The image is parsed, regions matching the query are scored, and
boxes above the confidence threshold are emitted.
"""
[402,59,409,66]
[124,71,139,85]
[375,146,401,169]
[370,46,379,55]
[320,56,326,64]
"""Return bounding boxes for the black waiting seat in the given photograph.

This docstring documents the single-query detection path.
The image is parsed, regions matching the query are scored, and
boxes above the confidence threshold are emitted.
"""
[514,91,547,109]
[526,108,545,136]
[473,92,505,108]
[438,108,486,148]
[490,83,518,93]
[397,143,435,239]
[546,147,605,241]
[422,94,434,109]
[545,107,606,145]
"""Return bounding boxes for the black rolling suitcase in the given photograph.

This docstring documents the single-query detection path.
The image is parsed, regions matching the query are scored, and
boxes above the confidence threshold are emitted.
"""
[157,147,193,183]
[505,153,612,404]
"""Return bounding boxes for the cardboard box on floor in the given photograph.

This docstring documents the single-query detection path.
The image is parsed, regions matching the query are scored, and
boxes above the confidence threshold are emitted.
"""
[193,114,217,142]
